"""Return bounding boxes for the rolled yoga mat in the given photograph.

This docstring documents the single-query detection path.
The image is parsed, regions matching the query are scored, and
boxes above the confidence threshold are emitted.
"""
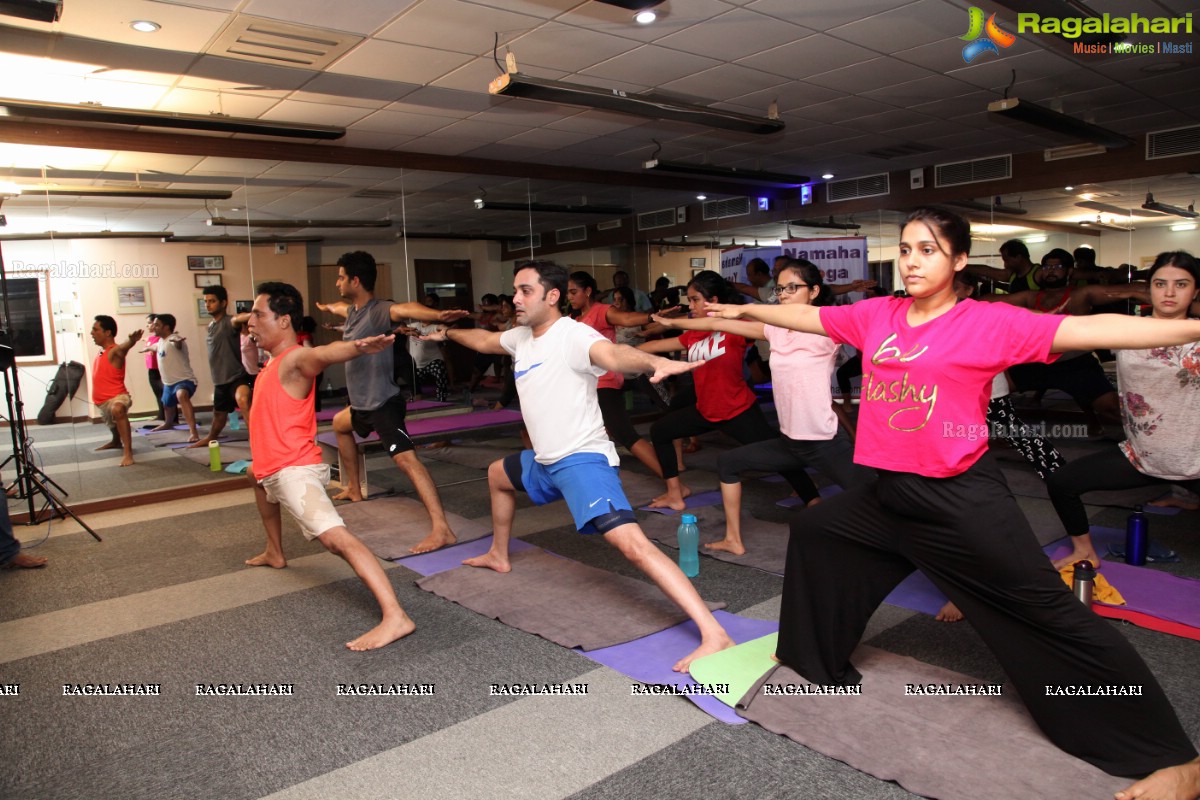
[416,546,725,651]
[735,643,1128,800]
[336,495,492,560]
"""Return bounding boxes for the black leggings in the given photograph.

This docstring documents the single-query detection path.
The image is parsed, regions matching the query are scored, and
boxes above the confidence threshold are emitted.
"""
[597,387,641,450]
[650,402,819,501]
[777,453,1197,777]
[148,368,165,420]
[1046,445,1200,537]
[835,353,862,397]
[988,395,1064,480]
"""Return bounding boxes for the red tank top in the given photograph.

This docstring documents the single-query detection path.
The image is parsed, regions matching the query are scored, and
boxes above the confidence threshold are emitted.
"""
[91,345,129,404]
[578,302,623,390]
[249,345,322,479]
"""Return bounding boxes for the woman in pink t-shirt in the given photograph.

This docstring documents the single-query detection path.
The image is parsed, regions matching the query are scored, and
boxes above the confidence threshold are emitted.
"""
[639,270,819,511]
[566,271,661,476]
[653,259,873,554]
[708,208,1200,793]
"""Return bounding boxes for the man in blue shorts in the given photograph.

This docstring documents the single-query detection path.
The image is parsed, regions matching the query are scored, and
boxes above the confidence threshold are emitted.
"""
[424,262,733,671]
[148,313,200,442]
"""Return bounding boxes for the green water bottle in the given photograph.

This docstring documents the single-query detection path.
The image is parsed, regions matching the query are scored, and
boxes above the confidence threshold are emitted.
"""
[208,440,222,471]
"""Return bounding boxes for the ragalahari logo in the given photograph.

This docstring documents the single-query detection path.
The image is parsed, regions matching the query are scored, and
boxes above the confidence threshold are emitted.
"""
[961,7,1016,62]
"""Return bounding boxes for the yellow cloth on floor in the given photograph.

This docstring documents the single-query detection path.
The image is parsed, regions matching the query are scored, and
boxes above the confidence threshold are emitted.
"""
[1059,565,1126,606]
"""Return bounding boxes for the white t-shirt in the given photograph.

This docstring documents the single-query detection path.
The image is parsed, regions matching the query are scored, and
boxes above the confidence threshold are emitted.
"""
[157,333,198,386]
[500,316,618,466]
[764,324,839,440]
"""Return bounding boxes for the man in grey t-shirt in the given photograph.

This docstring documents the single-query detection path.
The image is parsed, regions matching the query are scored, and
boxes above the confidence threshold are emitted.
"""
[315,251,467,554]
[189,285,252,449]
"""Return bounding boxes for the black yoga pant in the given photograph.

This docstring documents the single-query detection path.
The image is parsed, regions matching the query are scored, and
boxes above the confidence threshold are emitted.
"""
[650,402,819,501]
[988,395,1065,480]
[148,368,165,420]
[835,353,862,397]
[597,387,641,450]
[1046,445,1200,537]
[717,429,872,492]
[776,452,1197,777]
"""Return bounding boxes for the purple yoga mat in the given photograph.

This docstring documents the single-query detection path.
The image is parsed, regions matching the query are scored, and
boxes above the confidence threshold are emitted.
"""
[886,527,1200,628]
[583,611,779,725]
[399,535,537,576]
[776,483,843,508]
[639,490,723,515]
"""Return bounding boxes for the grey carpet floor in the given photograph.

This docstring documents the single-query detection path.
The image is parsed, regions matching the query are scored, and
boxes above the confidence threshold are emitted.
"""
[3,420,1198,800]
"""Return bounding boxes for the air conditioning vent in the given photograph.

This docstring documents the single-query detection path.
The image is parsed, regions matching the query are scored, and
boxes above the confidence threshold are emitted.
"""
[702,196,751,221]
[555,226,587,245]
[208,15,362,69]
[1147,124,1200,160]
[638,208,678,231]
[1043,143,1106,161]
[596,219,622,231]
[827,174,890,203]
[934,155,1011,188]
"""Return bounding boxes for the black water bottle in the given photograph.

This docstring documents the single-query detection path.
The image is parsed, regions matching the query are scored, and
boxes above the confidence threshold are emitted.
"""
[1072,560,1096,607]
[1125,505,1148,566]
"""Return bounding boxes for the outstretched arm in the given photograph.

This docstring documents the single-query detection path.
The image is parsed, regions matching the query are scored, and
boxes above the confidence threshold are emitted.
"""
[1067,283,1149,315]
[590,340,703,383]
[316,301,350,319]
[651,313,765,340]
[963,262,1012,282]
[979,290,1032,307]
[1052,314,1200,353]
[828,279,878,296]
[636,336,684,355]
[109,329,144,366]
[292,333,396,380]
[604,307,652,328]
[704,302,827,336]
[388,302,470,325]
[422,326,507,355]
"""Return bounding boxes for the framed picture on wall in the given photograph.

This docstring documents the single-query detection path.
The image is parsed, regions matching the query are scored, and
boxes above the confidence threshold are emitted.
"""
[690,258,706,268]
[115,281,150,313]
[195,274,222,288]
[187,255,224,271]
[235,300,253,314]
[196,296,212,322]
[6,272,57,366]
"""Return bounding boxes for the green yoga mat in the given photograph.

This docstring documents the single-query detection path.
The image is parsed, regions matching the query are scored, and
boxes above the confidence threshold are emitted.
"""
[688,632,777,708]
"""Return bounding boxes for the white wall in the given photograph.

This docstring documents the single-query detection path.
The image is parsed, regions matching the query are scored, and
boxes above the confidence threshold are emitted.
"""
[3,238,306,421]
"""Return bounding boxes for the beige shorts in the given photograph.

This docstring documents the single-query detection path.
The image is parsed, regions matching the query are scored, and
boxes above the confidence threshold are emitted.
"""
[259,463,344,540]
[98,394,132,428]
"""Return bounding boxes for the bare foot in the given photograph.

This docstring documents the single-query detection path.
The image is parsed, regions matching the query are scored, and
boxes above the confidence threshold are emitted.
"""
[187,433,200,443]
[1148,496,1200,511]
[463,550,511,573]
[346,614,416,651]
[330,487,363,502]
[150,422,174,432]
[1051,546,1100,571]
[185,437,212,450]
[119,455,135,467]
[704,539,746,556]
[1115,758,1200,800]
[648,484,691,511]
[6,552,48,569]
[410,529,457,554]
[806,496,822,508]
[673,630,734,672]
[94,440,121,452]
[935,601,963,623]
[244,552,286,568]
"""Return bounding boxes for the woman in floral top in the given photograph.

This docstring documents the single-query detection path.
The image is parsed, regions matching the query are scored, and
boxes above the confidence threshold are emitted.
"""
[1047,250,1200,568]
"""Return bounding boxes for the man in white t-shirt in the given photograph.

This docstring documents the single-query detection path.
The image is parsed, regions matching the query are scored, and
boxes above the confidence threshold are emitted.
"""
[425,262,733,671]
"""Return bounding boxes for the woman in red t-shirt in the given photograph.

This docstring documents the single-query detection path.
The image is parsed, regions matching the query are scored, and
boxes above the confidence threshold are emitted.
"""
[638,270,818,511]
[567,271,661,476]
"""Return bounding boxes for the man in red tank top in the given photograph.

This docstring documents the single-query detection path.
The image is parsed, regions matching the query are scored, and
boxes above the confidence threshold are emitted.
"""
[245,281,415,651]
[90,316,142,467]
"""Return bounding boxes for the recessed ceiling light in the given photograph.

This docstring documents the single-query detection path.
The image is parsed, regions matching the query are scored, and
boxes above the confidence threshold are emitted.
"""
[696,194,707,200]
[1170,222,1197,232]
[821,173,834,180]
[1064,185,1074,191]
[634,10,656,23]
[130,20,161,33]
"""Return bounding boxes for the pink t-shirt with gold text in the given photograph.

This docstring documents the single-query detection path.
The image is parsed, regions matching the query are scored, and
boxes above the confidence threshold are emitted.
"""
[819,297,1064,477]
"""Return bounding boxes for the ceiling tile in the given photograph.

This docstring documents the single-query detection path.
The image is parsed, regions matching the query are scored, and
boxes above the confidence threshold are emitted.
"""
[241,0,416,35]
[353,108,455,135]
[659,63,790,102]
[747,0,916,32]
[737,34,876,79]
[806,57,935,94]
[329,40,473,84]
[556,0,735,43]
[260,100,373,127]
[580,45,722,86]
[386,87,499,118]
[153,87,281,118]
[497,128,597,150]
[657,8,814,60]
[504,22,641,73]
[828,0,969,53]
[376,0,543,54]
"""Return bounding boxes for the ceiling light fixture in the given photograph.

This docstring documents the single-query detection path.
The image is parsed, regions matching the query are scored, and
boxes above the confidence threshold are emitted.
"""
[1142,192,1198,218]
[948,197,1027,215]
[789,217,862,231]
[0,98,346,140]
[0,230,172,241]
[14,186,232,200]
[643,159,807,187]
[474,201,633,215]
[490,69,783,136]
[1170,222,1198,232]
[1079,215,1135,232]
[821,173,834,180]
[207,217,392,228]
[130,20,161,32]
[696,194,707,201]
[987,97,1133,149]
[162,235,324,244]
[634,10,656,23]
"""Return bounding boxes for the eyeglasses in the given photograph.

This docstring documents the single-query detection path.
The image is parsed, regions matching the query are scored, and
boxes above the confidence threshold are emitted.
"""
[772,283,812,296]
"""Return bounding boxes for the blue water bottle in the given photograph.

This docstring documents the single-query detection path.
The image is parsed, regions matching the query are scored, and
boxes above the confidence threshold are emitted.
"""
[677,513,700,578]
[1125,505,1148,566]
